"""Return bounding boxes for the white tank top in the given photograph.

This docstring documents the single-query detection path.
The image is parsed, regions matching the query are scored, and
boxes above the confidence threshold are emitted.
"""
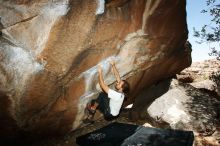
[108,89,125,116]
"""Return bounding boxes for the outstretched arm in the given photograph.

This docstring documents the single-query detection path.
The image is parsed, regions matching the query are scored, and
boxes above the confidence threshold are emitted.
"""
[110,61,121,83]
[98,65,109,93]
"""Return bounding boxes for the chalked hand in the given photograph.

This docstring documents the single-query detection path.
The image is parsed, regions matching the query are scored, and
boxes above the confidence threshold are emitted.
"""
[109,60,115,66]
[98,65,102,73]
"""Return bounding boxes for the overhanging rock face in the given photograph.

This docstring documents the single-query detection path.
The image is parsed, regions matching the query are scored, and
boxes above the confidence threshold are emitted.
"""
[0,0,191,137]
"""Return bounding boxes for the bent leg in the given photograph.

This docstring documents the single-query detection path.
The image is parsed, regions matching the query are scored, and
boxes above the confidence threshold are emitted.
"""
[96,92,118,121]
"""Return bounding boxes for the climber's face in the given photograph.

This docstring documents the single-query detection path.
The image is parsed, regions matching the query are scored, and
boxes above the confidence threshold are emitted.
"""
[115,80,124,91]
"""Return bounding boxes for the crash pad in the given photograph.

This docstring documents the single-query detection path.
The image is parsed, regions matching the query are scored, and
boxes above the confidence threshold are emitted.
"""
[76,122,194,146]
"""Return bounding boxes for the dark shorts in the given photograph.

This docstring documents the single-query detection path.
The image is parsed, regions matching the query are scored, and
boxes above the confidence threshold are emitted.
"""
[91,92,118,121]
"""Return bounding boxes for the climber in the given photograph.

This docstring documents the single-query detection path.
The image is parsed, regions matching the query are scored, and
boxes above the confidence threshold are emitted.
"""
[83,61,130,124]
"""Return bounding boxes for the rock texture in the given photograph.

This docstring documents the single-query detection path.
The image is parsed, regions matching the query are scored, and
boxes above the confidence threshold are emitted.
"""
[191,80,218,93]
[146,60,220,146]
[148,80,220,133]
[181,59,220,82]
[179,59,220,96]
[0,0,190,138]
[147,79,220,145]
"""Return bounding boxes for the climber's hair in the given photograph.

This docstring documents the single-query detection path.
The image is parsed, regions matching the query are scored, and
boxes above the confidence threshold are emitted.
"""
[121,80,130,94]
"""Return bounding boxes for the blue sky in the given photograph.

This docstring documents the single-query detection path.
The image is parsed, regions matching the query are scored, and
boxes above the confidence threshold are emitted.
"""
[186,0,218,62]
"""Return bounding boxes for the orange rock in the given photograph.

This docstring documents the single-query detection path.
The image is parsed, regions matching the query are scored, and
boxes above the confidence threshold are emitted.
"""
[0,0,191,138]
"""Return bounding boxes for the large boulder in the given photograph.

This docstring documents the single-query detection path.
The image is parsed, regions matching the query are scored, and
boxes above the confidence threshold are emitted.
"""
[190,80,218,93]
[0,0,191,138]
[147,80,220,137]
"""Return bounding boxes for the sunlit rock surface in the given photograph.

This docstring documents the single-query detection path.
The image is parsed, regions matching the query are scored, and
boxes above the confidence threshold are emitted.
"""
[148,79,220,138]
[179,59,220,96]
[0,0,191,138]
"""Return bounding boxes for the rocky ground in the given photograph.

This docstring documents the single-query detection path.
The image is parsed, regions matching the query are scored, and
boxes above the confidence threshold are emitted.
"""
[34,110,154,146]
[178,59,220,83]
[1,110,153,146]
[183,59,219,77]
[2,108,219,146]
